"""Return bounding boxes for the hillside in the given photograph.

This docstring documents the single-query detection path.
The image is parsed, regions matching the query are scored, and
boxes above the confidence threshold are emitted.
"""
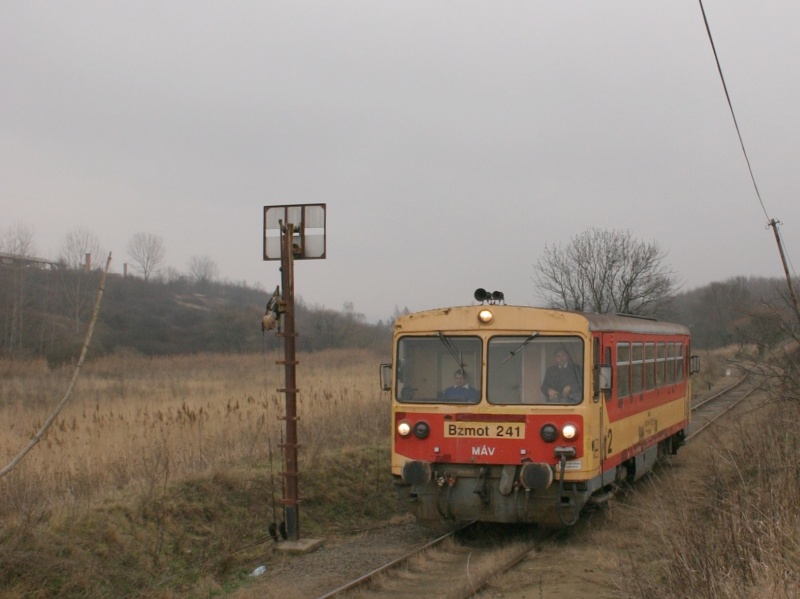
[0,262,795,360]
[0,267,391,361]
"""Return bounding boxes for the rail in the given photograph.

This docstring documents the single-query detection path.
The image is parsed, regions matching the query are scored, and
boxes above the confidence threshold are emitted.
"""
[315,522,473,599]
[688,364,758,441]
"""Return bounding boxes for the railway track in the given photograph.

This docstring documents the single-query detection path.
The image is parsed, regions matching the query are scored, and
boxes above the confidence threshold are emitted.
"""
[687,363,759,441]
[314,366,760,599]
[316,522,555,599]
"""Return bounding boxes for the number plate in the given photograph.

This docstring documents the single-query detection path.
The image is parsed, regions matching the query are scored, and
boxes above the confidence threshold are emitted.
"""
[444,422,526,439]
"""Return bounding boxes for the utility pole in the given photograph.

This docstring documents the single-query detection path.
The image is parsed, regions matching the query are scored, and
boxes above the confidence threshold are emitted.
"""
[768,219,800,325]
[263,204,326,550]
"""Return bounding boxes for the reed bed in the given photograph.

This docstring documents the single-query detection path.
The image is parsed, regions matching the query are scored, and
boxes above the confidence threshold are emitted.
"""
[620,359,800,599]
[0,348,389,526]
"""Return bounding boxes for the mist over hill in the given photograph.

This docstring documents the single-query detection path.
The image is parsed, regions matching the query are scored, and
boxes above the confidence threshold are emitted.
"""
[0,267,392,362]
[0,262,793,361]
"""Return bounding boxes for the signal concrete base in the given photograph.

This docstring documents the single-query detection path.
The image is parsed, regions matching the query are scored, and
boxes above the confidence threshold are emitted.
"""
[275,537,324,554]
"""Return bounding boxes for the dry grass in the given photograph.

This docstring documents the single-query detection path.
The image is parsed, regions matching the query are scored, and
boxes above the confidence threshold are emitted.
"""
[0,349,387,523]
[0,348,394,597]
[617,355,800,599]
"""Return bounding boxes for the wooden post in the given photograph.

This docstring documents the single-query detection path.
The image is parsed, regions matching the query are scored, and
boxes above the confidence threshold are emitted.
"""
[769,219,800,325]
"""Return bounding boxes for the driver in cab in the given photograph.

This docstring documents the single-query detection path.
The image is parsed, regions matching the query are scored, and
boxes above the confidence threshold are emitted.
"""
[442,368,479,402]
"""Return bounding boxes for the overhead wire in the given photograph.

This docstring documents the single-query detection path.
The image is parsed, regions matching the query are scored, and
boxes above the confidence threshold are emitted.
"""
[697,0,800,290]
[696,0,771,224]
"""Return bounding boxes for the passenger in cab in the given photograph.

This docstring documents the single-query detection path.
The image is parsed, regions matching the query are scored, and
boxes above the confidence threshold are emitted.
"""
[443,368,479,402]
[541,349,582,403]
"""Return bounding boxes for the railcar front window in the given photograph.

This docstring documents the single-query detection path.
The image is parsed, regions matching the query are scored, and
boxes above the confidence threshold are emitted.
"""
[487,336,584,405]
[395,336,482,404]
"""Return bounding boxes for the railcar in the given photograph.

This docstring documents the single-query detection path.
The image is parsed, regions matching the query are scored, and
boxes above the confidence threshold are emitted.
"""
[380,293,699,527]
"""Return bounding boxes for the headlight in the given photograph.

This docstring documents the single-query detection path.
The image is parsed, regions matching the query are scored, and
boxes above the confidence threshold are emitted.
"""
[413,421,430,439]
[397,422,411,437]
[478,309,493,324]
[562,423,578,440]
[540,423,558,442]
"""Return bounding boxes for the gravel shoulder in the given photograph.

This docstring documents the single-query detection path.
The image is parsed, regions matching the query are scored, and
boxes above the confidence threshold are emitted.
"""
[229,515,437,599]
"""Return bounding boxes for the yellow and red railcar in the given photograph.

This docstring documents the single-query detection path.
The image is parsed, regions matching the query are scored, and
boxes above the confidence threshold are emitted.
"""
[382,298,697,527]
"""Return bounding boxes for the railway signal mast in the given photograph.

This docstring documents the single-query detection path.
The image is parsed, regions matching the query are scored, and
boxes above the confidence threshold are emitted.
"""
[263,204,326,546]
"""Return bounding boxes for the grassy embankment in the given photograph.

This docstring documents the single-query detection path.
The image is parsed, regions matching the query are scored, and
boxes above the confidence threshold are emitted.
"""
[0,349,397,598]
[619,345,800,598]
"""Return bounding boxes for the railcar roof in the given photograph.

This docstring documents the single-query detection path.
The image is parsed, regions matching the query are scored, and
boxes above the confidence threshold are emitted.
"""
[396,305,690,336]
[581,312,690,335]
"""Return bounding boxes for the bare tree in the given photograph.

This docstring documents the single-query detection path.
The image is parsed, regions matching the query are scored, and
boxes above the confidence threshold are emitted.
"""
[158,266,184,283]
[0,224,39,355]
[187,255,218,284]
[690,278,752,348]
[60,226,102,270]
[0,253,112,479]
[1,223,38,256]
[58,227,103,333]
[533,228,680,316]
[127,232,166,281]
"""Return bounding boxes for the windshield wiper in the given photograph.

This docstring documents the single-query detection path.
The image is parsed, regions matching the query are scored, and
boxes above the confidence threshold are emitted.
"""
[436,331,465,369]
[502,331,538,363]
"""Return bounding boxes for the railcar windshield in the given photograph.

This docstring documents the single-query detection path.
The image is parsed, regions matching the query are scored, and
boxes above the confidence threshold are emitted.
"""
[396,335,482,404]
[487,336,584,405]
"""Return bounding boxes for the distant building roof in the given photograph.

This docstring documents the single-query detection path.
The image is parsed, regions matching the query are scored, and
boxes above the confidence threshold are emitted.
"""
[0,251,61,269]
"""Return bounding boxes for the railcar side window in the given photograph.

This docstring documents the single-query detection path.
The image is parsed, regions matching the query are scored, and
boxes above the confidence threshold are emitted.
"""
[645,343,656,391]
[676,344,684,382]
[487,336,583,405]
[666,342,676,385]
[395,336,482,404]
[656,342,666,387]
[617,343,631,399]
[631,343,644,395]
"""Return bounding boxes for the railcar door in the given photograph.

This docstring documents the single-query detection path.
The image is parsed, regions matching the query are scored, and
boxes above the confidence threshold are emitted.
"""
[594,334,613,481]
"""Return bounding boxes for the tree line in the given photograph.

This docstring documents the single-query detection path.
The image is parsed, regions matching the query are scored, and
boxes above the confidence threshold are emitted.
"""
[2,224,797,360]
[1,224,222,284]
[1,259,791,362]
[0,264,394,362]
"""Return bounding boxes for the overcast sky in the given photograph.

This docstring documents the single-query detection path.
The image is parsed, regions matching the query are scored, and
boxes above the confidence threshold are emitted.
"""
[2,2,799,322]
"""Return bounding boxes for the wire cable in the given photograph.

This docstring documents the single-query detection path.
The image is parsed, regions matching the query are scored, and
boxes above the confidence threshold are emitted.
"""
[697,3,800,311]
[697,0,770,223]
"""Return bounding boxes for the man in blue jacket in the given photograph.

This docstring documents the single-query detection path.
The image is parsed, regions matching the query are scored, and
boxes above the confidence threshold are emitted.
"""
[443,368,479,402]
